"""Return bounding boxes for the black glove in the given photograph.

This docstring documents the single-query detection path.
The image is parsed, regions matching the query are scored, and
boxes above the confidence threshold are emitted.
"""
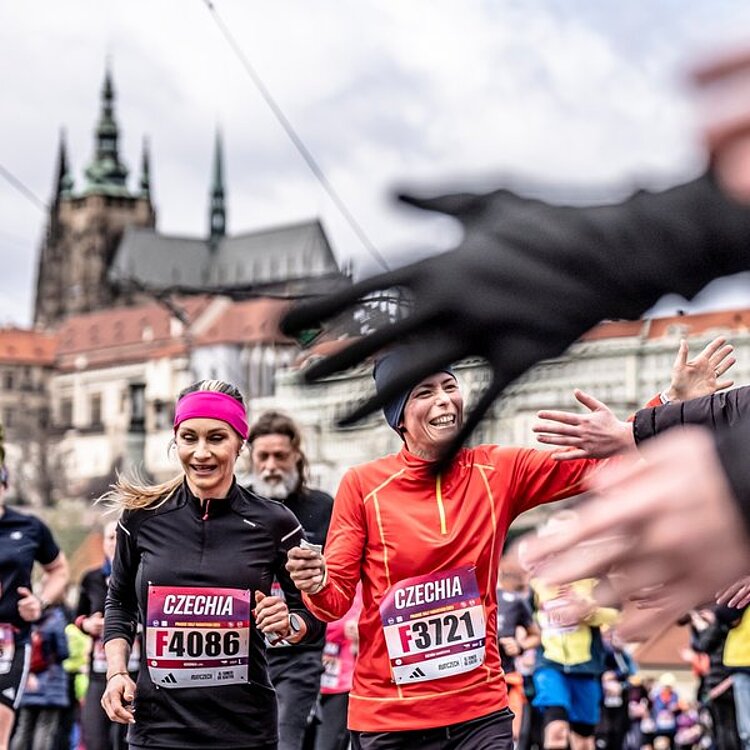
[283,172,750,467]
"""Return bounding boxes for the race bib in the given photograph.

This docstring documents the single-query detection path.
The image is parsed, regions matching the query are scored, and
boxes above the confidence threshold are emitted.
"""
[0,624,15,676]
[539,597,578,636]
[380,566,486,685]
[146,586,250,689]
[321,642,342,690]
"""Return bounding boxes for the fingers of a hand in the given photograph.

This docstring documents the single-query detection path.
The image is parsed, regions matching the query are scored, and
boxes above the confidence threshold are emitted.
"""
[340,338,469,427]
[534,411,582,428]
[103,683,136,724]
[535,434,583,447]
[16,586,32,599]
[674,339,689,368]
[700,336,727,360]
[280,267,410,335]
[551,448,591,461]
[532,534,632,587]
[573,389,608,412]
[716,378,735,391]
[729,587,750,608]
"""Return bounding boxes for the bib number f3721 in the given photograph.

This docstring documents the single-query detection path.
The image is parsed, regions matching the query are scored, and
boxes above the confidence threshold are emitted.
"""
[380,566,486,685]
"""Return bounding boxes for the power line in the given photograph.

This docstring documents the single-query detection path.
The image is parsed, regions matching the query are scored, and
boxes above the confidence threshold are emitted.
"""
[0,164,47,212]
[201,0,390,273]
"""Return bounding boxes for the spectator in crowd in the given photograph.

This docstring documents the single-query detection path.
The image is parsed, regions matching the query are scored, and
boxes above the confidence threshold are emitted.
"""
[76,520,138,750]
[0,462,69,750]
[595,632,636,750]
[245,411,332,750]
[10,606,69,750]
[685,608,740,750]
[59,617,90,750]
[643,673,680,750]
[715,605,750,750]
[497,555,540,744]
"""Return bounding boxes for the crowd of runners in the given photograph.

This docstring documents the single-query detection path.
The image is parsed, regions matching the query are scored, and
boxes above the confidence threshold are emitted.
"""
[1,327,748,750]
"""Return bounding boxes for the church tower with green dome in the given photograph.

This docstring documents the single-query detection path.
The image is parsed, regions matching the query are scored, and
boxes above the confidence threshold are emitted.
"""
[33,67,156,327]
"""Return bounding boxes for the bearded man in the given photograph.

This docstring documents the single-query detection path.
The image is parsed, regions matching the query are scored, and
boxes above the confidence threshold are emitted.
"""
[245,411,332,750]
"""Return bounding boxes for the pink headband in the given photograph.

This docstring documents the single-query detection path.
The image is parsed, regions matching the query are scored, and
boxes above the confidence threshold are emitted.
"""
[173,391,249,440]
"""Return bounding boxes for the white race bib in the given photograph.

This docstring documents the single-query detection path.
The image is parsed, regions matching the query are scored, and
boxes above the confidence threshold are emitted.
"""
[380,565,486,685]
[145,586,250,689]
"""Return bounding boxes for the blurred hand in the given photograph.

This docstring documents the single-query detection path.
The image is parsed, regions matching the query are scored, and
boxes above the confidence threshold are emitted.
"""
[533,389,635,460]
[281,187,673,470]
[522,427,750,639]
[716,574,750,608]
[101,672,137,725]
[665,337,735,402]
[499,637,521,657]
[286,546,327,594]
[83,611,105,638]
[17,587,41,622]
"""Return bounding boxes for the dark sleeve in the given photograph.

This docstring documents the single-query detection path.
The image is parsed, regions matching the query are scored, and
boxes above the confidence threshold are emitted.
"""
[633,386,750,444]
[274,512,325,643]
[34,518,61,566]
[693,621,729,654]
[715,422,750,539]
[53,614,70,662]
[518,598,534,631]
[103,516,140,645]
[75,572,94,620]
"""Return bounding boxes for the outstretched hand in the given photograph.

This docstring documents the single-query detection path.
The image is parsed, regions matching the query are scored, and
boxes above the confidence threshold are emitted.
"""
[282,188,663,469]
[665,336,735,402]
[533,389,634,460]
[521,427,750,640]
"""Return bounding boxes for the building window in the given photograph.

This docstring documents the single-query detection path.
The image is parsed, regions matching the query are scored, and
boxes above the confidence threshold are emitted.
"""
[60,399,73,428]
[129,384,146,433]
[3,408,14,429]
[153,400,172,430]
[90,394,102,428]
[3,371,13,390]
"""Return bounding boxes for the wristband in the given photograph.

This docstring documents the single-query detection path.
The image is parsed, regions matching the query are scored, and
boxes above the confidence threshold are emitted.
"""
[659,390,671,405]
[106,671,129,682]
[308,567,328,596]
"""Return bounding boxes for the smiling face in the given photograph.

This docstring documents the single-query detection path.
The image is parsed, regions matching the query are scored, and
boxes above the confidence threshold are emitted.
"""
[175,417,243,500]
[400,373,463,460]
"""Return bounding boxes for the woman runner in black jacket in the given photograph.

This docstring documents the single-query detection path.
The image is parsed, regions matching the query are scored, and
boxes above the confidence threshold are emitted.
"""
[100,379,323,750]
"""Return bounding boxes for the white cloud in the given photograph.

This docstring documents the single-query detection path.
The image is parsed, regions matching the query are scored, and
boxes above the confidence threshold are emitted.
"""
[2,1,750,325]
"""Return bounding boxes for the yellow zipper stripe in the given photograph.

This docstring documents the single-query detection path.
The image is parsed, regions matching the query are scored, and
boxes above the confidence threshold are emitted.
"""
[435,474,447,535]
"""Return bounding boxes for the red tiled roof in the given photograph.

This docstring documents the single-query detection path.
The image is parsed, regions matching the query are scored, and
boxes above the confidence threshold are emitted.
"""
[54,297,214,370]
[582,308,750,341]
[194,298,291,347]
[632,622,691,669]
[0,328,56,366]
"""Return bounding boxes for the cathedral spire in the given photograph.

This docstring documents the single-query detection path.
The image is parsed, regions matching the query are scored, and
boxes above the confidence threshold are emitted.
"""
[53,128,74,203]
[139,136,151,198]
[84,64,130,196]
[209,129,226,244]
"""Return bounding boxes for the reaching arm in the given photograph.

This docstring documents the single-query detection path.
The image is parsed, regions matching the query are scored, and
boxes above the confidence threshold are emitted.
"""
[532,336,737,460]
[283,173,750,468]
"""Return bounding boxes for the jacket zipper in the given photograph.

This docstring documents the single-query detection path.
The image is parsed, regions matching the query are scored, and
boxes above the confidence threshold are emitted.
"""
[435,475,447,535]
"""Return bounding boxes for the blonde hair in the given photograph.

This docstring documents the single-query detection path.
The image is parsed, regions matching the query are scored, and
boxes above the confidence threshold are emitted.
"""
[99,379,246,512]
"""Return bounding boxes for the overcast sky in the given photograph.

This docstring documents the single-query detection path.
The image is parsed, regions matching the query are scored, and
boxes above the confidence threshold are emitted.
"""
[2,1,750,327]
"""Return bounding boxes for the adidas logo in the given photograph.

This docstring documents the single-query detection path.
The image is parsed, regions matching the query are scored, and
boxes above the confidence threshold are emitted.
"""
[2,687,15,701]
[408,667,426,680]
[160,673,177,685]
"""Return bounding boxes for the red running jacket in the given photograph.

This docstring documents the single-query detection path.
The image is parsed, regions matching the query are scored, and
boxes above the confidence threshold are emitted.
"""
[304,445,600,732]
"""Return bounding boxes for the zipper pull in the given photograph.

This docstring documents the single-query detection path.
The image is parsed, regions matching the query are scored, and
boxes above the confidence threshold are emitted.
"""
[202,498,211,521]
